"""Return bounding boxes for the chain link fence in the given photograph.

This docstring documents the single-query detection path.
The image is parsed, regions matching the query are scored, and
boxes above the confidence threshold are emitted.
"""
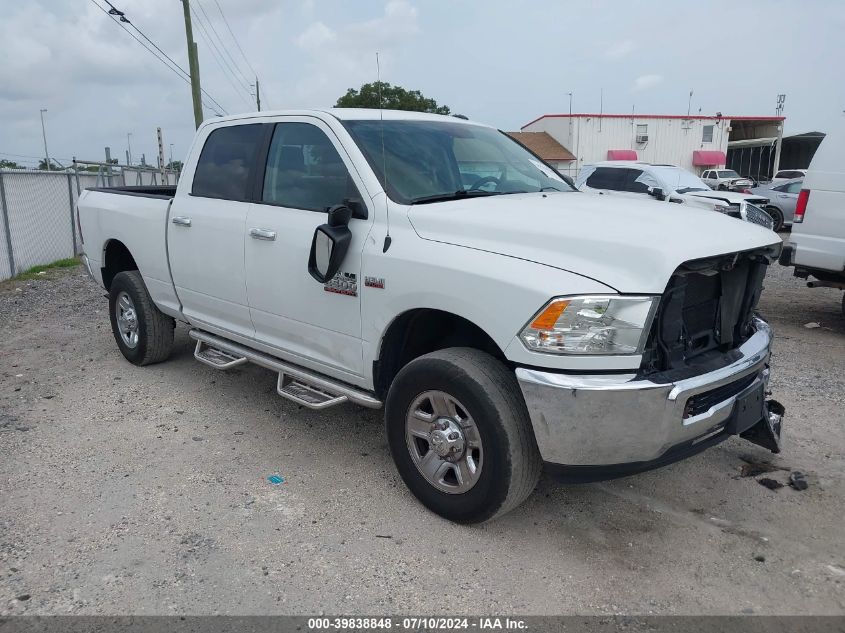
[0,168,177,282]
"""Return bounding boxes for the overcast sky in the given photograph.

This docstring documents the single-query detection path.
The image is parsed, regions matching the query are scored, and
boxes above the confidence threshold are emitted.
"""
[1,0,843,168]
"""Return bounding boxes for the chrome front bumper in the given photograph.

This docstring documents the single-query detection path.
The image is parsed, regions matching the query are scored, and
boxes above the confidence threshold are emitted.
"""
[516,317,773,467]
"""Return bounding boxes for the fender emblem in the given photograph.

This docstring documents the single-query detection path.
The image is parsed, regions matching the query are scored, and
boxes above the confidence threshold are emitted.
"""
[364,276,385,289]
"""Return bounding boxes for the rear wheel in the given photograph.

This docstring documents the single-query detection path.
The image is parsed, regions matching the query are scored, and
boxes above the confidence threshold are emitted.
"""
[385,348,541,524]
[765,206,785,232]
[109,271,175,366]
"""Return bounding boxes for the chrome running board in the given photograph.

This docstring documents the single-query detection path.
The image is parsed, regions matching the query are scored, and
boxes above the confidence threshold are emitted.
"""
[188,329,382,410]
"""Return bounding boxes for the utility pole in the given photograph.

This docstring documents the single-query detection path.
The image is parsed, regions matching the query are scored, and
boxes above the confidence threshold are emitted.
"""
[157,127,166,184]
[255,78,261,112]
[39,109,51,171]
[181,0,204,129]
[127,132,133,165]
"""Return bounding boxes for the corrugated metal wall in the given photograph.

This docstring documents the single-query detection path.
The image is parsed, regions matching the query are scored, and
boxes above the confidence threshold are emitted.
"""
[524,116,731,178]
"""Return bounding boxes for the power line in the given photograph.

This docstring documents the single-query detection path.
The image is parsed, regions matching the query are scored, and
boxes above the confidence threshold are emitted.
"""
[91,0,228,115]
[129,18,230,115]
[1,151,75,163]
[212,0,258,78]
[98,0,228,115]
[190,4,253,108]
[195,0,252,92]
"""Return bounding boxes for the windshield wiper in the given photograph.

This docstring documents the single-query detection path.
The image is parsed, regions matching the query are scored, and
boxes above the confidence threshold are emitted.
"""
[676,187,708,194]
[410,190,501,205]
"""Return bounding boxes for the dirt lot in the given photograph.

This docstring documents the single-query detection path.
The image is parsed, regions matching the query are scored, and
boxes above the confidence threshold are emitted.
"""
[1,255,843,616]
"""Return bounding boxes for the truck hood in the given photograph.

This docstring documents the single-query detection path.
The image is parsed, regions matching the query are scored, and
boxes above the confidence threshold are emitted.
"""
[688,190,768,204]
[407,192,781,293]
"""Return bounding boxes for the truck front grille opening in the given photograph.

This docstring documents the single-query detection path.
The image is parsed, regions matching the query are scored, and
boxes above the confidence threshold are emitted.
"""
[640,248,772,375]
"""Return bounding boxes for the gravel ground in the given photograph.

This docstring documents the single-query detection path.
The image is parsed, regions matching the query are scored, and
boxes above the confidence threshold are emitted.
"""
[0,253,843,616]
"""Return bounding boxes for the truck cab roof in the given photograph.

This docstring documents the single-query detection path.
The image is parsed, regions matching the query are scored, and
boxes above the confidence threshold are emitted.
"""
[201,108,486,127]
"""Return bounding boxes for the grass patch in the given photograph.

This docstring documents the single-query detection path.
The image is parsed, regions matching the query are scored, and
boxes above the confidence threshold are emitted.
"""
[14,257,80,281]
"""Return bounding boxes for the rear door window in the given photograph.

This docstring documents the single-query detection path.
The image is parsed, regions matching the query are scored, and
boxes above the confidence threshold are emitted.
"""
[623,169,657,194]
[585,167,626,191]
[192,124,264,200]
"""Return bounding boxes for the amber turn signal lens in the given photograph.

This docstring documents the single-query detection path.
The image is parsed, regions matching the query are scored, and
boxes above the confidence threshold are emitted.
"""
[530,300,569,330]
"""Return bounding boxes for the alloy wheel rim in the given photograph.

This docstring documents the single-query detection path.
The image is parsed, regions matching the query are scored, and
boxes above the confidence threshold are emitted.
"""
[115,291,139,349]
[405,390,483,494]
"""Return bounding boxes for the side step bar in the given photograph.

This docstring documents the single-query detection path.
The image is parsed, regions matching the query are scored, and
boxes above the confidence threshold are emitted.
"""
[188,329,382,410]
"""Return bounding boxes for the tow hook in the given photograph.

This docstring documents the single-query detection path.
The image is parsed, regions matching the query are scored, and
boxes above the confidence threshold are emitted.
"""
[741,399,785,453]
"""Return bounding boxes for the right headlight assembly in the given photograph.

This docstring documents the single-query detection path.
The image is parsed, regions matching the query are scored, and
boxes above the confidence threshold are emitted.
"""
[519,295,660,355]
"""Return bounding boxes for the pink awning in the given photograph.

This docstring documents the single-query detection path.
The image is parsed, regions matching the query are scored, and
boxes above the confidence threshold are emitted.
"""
[693,150,726,166]
[607,149,638,160]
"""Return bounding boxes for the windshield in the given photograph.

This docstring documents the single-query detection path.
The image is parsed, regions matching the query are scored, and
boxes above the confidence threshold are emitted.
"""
[648,166,710,194]
[342,120,575,204]
[718,170,741,178]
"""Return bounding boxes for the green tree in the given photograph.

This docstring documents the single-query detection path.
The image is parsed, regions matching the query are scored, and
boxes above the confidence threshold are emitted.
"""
[335,81,450,114]
[166,160,183,172]
[0,159,25,169]
[37,158,62,171]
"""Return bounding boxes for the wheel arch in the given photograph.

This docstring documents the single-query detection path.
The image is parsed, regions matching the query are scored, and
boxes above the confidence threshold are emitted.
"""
[373,308,507,400]
[101,239,139,291]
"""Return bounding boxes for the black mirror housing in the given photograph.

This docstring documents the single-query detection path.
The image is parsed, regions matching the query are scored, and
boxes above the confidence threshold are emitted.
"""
[649,187,666,201]
[308,205,353,283]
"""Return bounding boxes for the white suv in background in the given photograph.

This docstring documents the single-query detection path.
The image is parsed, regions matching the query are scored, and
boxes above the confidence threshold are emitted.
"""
[576,162,774,229]
[771,169,807,184]
[702,169,754,191]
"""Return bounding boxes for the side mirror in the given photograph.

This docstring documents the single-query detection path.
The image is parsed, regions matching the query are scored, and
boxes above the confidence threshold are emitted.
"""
[649,187,666,201]
[308,205,353,283]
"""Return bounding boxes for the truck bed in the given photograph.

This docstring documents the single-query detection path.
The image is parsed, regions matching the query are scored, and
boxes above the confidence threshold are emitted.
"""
[77,187,181,318]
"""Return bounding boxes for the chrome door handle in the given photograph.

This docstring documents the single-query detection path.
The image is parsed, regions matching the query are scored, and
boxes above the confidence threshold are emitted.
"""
[249,228,277,241]
[172,216,192,227]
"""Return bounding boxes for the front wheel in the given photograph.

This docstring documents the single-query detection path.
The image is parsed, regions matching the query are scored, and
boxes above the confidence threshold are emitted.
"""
[385,348,541,524]
[108,270,175,366]
[765,206,785,232]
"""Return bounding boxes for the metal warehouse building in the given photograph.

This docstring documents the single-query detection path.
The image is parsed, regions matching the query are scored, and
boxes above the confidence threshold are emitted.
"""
[520,113,786,181]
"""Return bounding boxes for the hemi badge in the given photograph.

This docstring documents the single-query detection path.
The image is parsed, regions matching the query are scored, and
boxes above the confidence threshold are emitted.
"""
[365,276,385,289]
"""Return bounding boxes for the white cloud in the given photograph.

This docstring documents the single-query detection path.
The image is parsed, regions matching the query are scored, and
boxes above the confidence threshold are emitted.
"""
[633,74,664,91]
[296,21,336,51]
[604,39,637,60]
[291,0,420,106]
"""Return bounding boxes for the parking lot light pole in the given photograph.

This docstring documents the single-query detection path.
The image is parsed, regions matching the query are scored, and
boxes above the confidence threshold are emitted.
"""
[39,109,51,171]
[127,133,133,166]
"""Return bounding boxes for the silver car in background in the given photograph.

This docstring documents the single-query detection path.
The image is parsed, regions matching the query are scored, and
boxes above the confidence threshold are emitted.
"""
[750,177,803,231]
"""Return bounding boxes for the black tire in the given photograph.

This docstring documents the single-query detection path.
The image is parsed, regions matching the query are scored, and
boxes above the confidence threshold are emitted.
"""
[765,206,785,232]
[717,183,727,191]
[108,270,175,366]
[385,348,541,524]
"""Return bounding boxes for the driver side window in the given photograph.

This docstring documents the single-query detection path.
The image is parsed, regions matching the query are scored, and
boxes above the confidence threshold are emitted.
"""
[262,122,361,212]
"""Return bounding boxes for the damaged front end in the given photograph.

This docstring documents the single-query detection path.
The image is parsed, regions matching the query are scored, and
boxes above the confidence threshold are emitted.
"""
[641,244,786,454]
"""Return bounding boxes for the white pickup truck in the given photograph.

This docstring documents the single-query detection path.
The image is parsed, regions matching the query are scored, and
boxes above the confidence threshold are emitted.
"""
[77,109,786,523]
